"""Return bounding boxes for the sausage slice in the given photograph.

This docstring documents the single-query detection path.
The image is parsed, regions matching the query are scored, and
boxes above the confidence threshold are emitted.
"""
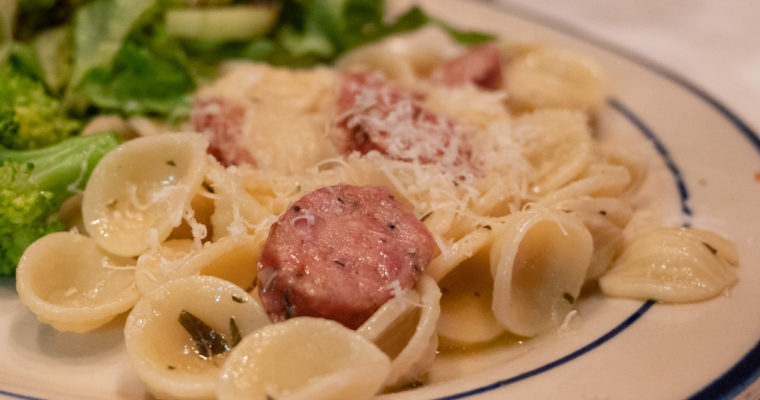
[257,184,436,329]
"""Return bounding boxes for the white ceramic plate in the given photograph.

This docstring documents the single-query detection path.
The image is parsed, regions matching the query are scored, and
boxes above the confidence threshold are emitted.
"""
[2,1,759,399]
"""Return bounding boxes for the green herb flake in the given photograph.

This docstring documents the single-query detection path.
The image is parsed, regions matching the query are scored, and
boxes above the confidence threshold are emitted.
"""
[562,292,575,304]
[229,317,242,348]
[178,309,230,358]
[167,365,176,370]
[231,295,246,304]
[202,181,215,194]
[420,211,433,222]
[703,242,718,255]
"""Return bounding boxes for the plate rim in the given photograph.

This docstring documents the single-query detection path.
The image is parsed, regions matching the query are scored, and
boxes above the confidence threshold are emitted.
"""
[1,2,759,399]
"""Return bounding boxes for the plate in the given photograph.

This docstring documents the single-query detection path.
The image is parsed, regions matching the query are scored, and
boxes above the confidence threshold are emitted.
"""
[2,0,760,399]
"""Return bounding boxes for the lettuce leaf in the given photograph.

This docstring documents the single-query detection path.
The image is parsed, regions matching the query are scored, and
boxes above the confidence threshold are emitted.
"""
[70,0,154,87]
[77,23,194,116]
[268,0,425,66]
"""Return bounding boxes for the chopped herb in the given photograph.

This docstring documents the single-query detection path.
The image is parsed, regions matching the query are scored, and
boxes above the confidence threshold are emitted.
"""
[229,317,242,348]
[334,260,346,267]
[563,292,575,304]
[401,380,425,389]
[388,223,396,230]
[167,365,176,370]
[166,160,176,167]
[293,205,301,212]
[480,224,492,230]
[703,242,718,255]
[231,295,246,303]
[178,310,230,358]
[420,211,433,222]
[561,209,572,213]
[202,181,215,194]
[599,210,607,216]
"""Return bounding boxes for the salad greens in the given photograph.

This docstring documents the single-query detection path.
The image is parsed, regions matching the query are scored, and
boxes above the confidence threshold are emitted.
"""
[0,0,493,275]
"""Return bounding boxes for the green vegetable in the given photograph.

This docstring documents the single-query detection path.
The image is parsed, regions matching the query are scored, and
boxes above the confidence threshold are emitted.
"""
[0,0,17,61]
[268,0,394,65]
[69,0,197,116]
[77,35,195,115]
[229,317,241,347]
[6,41,45,81]
[165,4,279,41]
[33,26,73,92]
[69,0,154,88]
[178,309,230,358]
[0,68,81,150]
[0,131,121,275]
[14,0,85,41]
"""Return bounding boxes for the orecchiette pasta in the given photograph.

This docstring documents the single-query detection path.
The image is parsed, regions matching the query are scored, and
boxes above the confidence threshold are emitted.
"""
[512,109,593,194]
[135,234,260,295]
[438,250,505,345]
[125,275,269,400]
[218,317,391,400]
[504,46,606,112]
[489,208,593,337]
[82,133,208,257]
[600,227,738,302]
[16,231,138,333]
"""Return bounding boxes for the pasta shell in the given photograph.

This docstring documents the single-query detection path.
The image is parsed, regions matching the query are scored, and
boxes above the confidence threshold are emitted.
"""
[206,161,274,240]
[539,163,632,206]
[82,133,208,257]
[135,234,261,295]
[506,47,606,112]
[599,227,738,302]
[358,276,441,388]
[438,250,505,345]
[336,26,461,87]
[217,317,391,400]
[550,197,632,281]
[512,109,593,194]
[124,275,268,400]
[490,208,593,337]
[16,231,138,333]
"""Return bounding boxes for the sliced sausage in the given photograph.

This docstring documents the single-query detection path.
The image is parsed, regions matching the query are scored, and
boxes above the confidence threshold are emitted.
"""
[257,184,436,329]
[191,96,256,167]
[332,72,474,173]
[431,43,504,90]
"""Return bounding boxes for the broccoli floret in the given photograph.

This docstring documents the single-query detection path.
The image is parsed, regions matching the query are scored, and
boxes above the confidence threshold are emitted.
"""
[0,68,81,150]
[0,131,121,275]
